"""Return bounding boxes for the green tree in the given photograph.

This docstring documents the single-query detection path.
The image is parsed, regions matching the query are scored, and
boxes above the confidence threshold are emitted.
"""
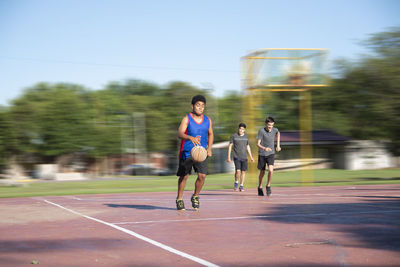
[216,91,244,141]
[313,27,400,154]
[10,83,95,161]
[89,87,128,157]
[0,109,17,171]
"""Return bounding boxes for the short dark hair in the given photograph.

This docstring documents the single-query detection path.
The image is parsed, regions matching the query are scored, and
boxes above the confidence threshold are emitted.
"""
[265,116,275,123]
[238,123,246,128]
[191,95,206,105]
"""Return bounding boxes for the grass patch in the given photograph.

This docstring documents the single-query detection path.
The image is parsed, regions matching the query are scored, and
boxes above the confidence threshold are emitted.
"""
[0,168,399,198]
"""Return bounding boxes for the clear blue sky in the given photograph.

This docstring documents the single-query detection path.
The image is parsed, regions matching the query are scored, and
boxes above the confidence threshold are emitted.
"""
[1,0,399,106]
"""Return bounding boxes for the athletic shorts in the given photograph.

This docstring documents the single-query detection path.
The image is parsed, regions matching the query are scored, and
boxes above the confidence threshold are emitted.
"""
[234,157,248,171]
[257,154,275,170]
[176,157,208,176]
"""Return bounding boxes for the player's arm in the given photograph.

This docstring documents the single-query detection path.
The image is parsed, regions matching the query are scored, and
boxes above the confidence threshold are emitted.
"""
[207,118,214,157]
[177,115,199,145]
[257,139,272,152]
[276,131,281,152]
[227,143,233,162]
[247,144,255,162]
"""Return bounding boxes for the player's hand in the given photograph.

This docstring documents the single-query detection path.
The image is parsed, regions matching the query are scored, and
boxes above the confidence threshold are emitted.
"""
[190,136,200,145]
[227,158,231,163]
[207,148,212,157]
[276,146,281,152]
[251,158,255,162]
[265,147,272,152]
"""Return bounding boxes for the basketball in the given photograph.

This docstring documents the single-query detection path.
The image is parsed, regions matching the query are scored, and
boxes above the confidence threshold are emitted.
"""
[190,145,207,162]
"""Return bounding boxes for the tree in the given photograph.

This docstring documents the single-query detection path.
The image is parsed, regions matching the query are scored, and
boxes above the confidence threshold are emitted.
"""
[313,27,400,154]
[10,83,95,161]
[216,91,243,141]
[0,109,17,171]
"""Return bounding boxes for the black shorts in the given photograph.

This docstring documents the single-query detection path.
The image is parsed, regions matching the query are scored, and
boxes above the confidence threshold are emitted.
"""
[257,154,275,170]
[234,157,248,171]
[176,157,208,177]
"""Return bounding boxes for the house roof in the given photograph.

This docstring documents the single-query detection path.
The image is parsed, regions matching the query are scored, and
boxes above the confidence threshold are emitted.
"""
[280,129,351,145]
[212,130,351,149]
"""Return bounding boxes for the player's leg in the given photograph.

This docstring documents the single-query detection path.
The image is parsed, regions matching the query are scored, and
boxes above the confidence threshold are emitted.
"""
[176,158,192,210]
[267,164,274,187]
[234,169,240,190]
[235,169,240,183]
[176,174,189,210]
[257,155,266,196]
[194,172,206,196]
[239,171,246,191]
[239,160,247,191]
[258,170,265,196]
[191,160,208,210]
[266,154,275,196]
[257,155,266,187]
[233,158,240,191]
[177,174,190,199]
[191,173,205,210]
[176,158,192,198]
[258,170,265,187]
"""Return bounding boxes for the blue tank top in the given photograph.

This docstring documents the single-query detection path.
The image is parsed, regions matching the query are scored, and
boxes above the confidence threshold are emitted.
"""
[179,113,210,159]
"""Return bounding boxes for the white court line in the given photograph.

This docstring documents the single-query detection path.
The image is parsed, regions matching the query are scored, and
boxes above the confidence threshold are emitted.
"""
[112,209,400,225]
[43,199,219,267]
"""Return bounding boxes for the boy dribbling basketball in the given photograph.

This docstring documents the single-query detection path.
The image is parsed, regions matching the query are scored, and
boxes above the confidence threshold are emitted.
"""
[176,95,214,210]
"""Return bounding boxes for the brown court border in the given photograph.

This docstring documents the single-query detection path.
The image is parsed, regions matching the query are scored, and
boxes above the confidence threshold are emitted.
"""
[1,184,399,266]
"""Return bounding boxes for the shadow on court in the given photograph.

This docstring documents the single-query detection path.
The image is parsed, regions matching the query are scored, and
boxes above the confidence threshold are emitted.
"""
[197,192,231,196]
[350,188,400,191]
[253,197,400,252]
[248,264,365,267]
[105,203,176,210]
[0,238,126,253]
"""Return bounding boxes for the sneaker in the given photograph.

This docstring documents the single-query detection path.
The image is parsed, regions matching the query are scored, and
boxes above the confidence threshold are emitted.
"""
[239,185,244,192]
[266,186,272,196]
[234,182,239,191]
[176,199,185,210]
[257,187,264,196]
[191,195,200,210]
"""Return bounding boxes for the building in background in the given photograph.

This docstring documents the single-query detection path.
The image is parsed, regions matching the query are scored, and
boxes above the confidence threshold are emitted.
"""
[210,130,397,173]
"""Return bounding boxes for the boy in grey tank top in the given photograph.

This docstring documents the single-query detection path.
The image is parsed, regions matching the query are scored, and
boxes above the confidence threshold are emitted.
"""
[227,123,254,191]
[256,117,281,196]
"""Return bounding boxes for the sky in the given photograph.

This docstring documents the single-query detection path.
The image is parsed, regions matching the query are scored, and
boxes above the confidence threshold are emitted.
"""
[0,0,399,106]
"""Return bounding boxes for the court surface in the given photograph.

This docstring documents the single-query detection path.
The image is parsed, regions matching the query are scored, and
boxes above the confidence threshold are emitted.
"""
[1,184,399,266]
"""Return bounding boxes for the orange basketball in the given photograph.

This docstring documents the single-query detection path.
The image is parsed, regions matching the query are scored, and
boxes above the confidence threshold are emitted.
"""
[190,146,208,162]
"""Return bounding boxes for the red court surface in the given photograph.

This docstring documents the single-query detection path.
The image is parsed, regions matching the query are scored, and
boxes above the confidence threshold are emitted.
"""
[1,184,400,266]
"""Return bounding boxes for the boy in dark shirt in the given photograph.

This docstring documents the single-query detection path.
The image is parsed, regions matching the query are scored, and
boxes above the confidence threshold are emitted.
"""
[256,117,281,196]
[227,123,254,191]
